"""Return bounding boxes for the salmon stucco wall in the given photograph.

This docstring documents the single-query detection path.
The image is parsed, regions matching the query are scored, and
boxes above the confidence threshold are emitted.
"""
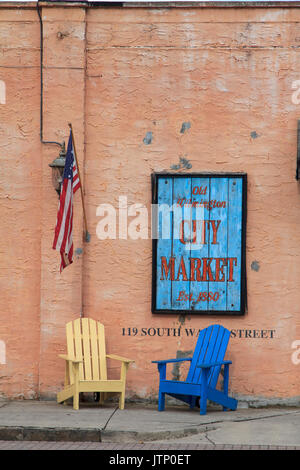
[0,3,300,405]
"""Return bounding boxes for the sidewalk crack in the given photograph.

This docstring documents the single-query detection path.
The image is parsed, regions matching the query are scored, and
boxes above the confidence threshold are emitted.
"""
[232,410,300,423]
[100,406,119,431]
[204,431,216,446]
[0,401,9,409]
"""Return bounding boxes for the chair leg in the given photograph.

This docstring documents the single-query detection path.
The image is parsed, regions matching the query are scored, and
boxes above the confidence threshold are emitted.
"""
[119,362,129,410]
[200,369,209,415]
[57,386,73,405]
[223,363,229,411]
[157,363,166,411]
[99,393,106,405]
[73,363,80,411]
[119,390,125,410]
[73,391,79,411]
[63,361,70,405]
[158,390,165,411]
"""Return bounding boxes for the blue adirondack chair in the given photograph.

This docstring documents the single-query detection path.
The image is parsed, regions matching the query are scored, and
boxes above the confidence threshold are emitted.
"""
[152,324,238,415]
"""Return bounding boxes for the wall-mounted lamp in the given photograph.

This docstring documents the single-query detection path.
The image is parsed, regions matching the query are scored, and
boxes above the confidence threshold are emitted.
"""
[49,141,66,196]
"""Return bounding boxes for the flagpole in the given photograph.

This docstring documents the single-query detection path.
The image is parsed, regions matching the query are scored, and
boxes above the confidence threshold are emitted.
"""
[68,122,90,242]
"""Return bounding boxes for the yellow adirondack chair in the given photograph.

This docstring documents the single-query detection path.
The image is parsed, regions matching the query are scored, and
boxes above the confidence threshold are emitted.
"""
[57,318,134,410]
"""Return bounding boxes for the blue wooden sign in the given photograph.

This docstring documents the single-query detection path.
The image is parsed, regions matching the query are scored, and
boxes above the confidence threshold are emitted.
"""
[152,173,247,315]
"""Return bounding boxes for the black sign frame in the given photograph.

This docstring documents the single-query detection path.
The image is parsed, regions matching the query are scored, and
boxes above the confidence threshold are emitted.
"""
[151,172,247,316]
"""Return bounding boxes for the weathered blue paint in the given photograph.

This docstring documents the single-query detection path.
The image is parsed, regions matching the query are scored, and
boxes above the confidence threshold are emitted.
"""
[172,177,192,309]
[143,131,153,145]
[227,178,243,311]
[251,260,260,272]
[209,178,229,311]
[153,174,246,315]
[152,324,238,415]
[180,122,191,134]
[156,177,173,310]
[190,177,209,311]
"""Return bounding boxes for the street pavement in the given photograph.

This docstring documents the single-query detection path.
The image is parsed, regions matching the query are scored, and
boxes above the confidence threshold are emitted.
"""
[0,399,299,450]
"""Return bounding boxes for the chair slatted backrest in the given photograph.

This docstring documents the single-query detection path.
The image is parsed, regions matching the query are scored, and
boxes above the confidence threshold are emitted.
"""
[66,318,107,382]
[186,324,231,389]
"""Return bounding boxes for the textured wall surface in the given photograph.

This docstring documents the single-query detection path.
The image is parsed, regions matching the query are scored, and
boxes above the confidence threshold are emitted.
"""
[0,3,300,403]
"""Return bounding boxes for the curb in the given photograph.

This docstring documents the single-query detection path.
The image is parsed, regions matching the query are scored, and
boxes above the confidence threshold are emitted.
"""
[0,426,101,442]
[0,424,216,443]
[101,425,216,443]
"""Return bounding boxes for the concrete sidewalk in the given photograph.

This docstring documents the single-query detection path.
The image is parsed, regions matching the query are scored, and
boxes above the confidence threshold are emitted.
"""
[0,399,300,449]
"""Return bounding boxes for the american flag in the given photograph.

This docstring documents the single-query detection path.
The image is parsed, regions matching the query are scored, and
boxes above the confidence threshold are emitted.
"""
[53,130,81,272]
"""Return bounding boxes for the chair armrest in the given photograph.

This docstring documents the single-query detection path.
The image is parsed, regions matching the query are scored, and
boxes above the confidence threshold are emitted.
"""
[58,354,83,364]
[196,360,232,369]
[106,354,134,364]
[152,358,192,365]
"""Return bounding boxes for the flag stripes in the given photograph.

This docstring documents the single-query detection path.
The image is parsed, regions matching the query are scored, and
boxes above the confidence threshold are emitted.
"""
[53,130,81,272]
